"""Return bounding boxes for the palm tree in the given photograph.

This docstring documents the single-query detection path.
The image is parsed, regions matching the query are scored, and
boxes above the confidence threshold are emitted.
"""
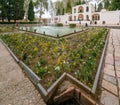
[34,0,48,18]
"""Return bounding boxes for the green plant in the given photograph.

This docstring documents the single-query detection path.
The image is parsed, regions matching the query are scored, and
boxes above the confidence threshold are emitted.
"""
[56,23,63,27]
[69,24,76,28]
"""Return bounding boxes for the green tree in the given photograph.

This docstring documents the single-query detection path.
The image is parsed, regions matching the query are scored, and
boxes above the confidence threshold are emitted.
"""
[34,0,48,18]
[62,8,64,15]
[66,0,72,13]
[13,0,25,22]
[111,0,120,10]
[28,0,34,21]
[81,0,86,4]
[0,0,7,22]
[57,8,60,15]
[104,0,110,10]
[98,2,103,11]
[5,0,25,22]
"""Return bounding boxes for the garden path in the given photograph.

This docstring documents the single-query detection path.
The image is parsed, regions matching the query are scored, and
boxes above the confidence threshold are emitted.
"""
[0,41,46,105]
[100,29,120,105]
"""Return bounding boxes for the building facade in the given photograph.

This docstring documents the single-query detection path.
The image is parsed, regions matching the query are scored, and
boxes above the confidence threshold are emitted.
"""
[51,4,120,26]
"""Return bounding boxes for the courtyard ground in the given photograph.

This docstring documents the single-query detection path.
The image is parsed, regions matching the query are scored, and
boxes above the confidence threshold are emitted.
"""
[0,41,46,105]
[0,28,120,105]
[100,29,120,105]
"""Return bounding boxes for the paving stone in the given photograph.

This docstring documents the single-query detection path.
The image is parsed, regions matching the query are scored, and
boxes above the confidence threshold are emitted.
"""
[115,65,120,71]
[0,41,46,105]
[102,80,118,96]
[116,70,120,78]
[117,78,120,90]
[104,68,115,77]
[105,58,114,65]
[115,60,120,66]
[105,64,114,71]
[103,74,116,85]
[100,90,119,105]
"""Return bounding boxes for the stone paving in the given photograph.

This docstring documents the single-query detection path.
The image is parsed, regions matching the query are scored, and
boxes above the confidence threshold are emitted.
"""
[100,29,120,105]
[0,41,46,105]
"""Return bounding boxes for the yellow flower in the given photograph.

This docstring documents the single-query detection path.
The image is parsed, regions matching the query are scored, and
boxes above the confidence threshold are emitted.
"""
[34,47,38,52]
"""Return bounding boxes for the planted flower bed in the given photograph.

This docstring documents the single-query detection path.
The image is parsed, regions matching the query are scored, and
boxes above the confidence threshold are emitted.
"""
[0,27,107,89]
[0,27,14,33]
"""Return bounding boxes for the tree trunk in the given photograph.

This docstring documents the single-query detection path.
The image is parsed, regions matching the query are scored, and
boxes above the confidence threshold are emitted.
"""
[2,19,4,22]
[14,19,16,23]
[8,19,10,23]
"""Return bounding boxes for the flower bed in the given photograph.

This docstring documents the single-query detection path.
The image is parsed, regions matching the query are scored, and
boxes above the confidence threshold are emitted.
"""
[0,27,107,89]
[0,27,14,33]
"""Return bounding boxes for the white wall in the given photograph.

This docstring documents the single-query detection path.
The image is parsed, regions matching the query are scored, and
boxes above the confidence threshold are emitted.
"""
[99,11,120,25]
[51,14,70,25]
[72,4,94,21]
[50,4,120,26]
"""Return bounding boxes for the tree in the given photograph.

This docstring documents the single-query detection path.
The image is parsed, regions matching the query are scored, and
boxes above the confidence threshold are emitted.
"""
[28,0,34,21]
[62,8,64,15]
[57,8,60,15]
[66,0,72,13]
[0,0,7,22]
[5,0,25,22]
[34,0,48,18]
[104,0,110,10]
[98,2,103,11]
[111,0,120,10]
[95,3,97,12]
[81,0,86,4]
[24,0,30,21]
[13,0,25,22]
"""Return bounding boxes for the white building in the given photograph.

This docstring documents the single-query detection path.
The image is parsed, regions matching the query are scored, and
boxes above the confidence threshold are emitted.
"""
[51,4,120,26]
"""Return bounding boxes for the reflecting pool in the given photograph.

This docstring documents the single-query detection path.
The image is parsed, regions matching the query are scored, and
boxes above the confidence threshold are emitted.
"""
[20,26,82,37]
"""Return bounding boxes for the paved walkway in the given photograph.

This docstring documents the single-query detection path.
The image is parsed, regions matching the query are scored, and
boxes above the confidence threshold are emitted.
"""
[100,29,120,105]
[0,41,46,105]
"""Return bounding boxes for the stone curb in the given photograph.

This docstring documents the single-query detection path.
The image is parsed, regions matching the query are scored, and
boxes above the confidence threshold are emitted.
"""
[19,61,41,84]
[92,30,109,93]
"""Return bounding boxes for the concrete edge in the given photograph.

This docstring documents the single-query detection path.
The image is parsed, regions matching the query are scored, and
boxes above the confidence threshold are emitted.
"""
[19,61,41,84]
[46,73,67,102]
[91,29,109,93]
[66,73,92,93]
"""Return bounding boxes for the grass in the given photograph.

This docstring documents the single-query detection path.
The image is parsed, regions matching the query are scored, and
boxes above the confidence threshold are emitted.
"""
[0,27,107,89]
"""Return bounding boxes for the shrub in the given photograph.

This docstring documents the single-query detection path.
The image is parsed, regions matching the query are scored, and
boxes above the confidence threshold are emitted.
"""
[56,23,63,27]
[69,24,76,28]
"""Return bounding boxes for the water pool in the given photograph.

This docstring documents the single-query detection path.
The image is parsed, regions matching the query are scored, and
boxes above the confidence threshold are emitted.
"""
[20,26,82,37]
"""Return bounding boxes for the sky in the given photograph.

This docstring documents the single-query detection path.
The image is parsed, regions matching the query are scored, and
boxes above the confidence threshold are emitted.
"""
[41,0,96,18]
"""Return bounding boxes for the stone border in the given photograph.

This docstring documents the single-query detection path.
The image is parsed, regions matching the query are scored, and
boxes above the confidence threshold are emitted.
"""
[0,29,109,104]
[91,30,109,93]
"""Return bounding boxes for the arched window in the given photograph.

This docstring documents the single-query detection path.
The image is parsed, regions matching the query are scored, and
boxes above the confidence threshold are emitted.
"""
[86,6,89,12]
[78,6,84,13]
[78,14,84,21]
[92,14,100,21]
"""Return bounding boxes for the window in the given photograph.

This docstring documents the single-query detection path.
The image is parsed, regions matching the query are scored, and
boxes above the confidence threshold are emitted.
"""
[74,8,76,13]
[78,6,84,13]
[86,15,89,20]
[86,6,89,12]
[74,16,76,21]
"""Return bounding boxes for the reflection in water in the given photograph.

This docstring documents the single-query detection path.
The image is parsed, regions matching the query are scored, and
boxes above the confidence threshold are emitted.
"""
[20,26,82,36]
